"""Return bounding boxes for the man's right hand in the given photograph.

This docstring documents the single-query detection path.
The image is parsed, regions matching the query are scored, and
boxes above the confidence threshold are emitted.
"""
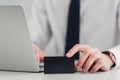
[34,45,45,63]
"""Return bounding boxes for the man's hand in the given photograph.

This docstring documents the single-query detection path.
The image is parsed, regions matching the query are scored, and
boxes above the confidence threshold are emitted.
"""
[34,45,45,63]
[66,44,114,73]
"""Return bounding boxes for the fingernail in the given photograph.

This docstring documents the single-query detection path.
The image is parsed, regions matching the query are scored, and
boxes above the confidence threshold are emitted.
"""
[66,52,71,57]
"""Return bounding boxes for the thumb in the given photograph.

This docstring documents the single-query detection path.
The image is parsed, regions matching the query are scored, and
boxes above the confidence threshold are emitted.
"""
[34,45,45,62]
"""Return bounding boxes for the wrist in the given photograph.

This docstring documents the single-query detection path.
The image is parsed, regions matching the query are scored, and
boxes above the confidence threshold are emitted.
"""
[102,51,116,68]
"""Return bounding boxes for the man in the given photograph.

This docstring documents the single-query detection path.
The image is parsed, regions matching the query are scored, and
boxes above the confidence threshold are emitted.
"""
[28,0,120,73]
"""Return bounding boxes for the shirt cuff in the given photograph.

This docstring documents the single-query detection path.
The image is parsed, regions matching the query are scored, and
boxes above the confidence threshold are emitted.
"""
[109,45,120,69]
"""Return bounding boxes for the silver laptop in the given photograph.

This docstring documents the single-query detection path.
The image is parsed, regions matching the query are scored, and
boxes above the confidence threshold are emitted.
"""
[0,6,41,72]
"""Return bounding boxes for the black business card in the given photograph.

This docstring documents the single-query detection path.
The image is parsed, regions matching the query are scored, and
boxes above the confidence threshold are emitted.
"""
[44,56,75,74]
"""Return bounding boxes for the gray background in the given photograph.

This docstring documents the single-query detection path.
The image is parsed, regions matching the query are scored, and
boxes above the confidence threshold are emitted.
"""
[0,0,33,21]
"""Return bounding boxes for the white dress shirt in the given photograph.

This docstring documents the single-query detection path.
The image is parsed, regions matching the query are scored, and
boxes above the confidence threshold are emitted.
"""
[28,0,120,68]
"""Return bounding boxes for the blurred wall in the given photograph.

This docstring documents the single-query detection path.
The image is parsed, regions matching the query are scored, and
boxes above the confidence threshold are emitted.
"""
[0,0,33,21]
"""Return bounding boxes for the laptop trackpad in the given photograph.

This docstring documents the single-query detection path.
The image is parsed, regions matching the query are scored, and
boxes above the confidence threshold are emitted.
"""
[44,56,75,74]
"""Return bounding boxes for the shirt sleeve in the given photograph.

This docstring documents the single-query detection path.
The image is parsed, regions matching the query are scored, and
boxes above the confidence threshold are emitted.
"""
[109,45,120,68]
[28,0,52,50]
[109,1,120,69]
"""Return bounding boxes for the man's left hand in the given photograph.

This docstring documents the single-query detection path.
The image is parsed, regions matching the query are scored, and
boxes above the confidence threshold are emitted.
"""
[66,44,114,73]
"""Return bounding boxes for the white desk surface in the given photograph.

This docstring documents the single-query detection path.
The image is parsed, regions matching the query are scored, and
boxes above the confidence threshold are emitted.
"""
[0,69,120,80]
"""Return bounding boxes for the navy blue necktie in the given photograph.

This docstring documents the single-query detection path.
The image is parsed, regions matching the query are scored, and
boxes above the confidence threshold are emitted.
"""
[65,0,80,59]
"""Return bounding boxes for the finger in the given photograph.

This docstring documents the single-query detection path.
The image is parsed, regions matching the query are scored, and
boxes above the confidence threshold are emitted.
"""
[66,44,92,57]
[38,48,45,62]
[35,45,40,62]
[75,64,82,72]
[90,60,102,73]
[76,52,90,69]
[75,64,79,71]
[35,45,45,62]
[40,52,45,62]
[82,53,97,72]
